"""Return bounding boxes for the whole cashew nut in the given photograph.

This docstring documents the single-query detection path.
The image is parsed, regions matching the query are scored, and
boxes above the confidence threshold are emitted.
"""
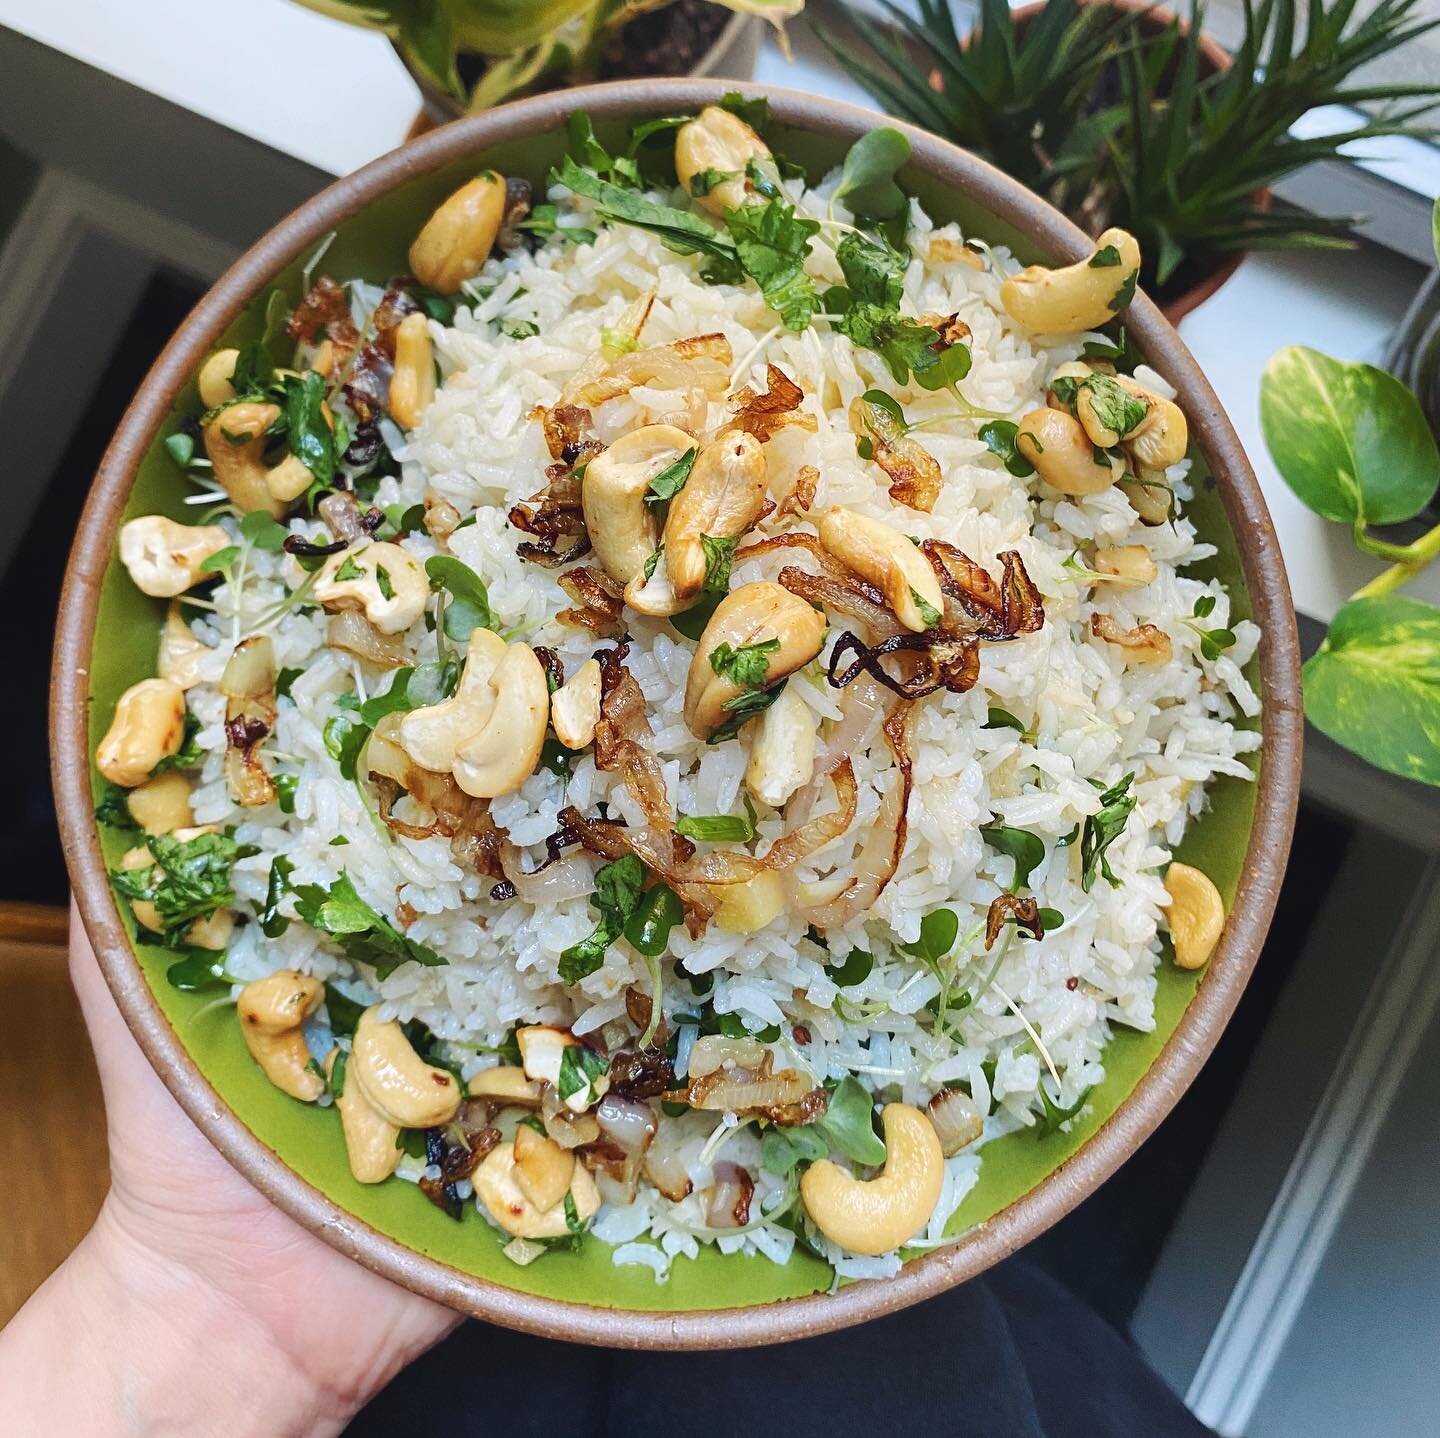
[1000,228,1142,334]
[313,542,428,635]
[119,515,233,597]
[198,348,240,409]
[96,678,188,787]
[818,506,944,633]
[1162,861,1225,970]
[1094,545,1157,585]
[237,971,325,1103]
[409,172,507,294]
[388,312,436,430]
[158,604,211,690]
[452,643,549,799]
[582,424,695,586]
[799,1102,944,1256]
[350,1006,462,1130]
[327,1050,401,1184]
[513,1123,576,1212]
[1119,474,1173,525]
[674,105,773,216]
[399,629,507,772]
[550,657,602,750]
[1016,408,1125,496]
[124,771,194,835]
[204,402,317,518]
[1118,376,1189,471]
[473,1141,601,1239]
[744,683,816,808]
[661,431,768,600]
[684,581,827,740]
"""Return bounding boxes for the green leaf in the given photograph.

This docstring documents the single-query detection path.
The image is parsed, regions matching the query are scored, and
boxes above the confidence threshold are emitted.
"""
[689,167,736,197]
[165,947,234,992]
[901,906,959,968]
[1036,1081,1092,1139]
[150,709,202,776]
[1109,269,1138,313]
[424,555,495,640]
[164,432,196,468]
[517,202,597,247]
[836,303,941,386]
[95,779,140,831]
[670,590,724,641]
[323,712,370,781]
[1261,346,1440,526]
[827,948,873,986]
[816,1076,887,1166]
[984,706,1029,735]
[623,883,684,958]
[836,232,905,309]
[709,682,785,744]
[1081,374,1147,437]
[293,871,444,980]
[723,198,822,330]
[260,855,295,938]
[112,830,241,939]
[676,812,756,843]
[645,447,697,505]
[334,555,365,583]
[1089,244,1123,268]
[281,370,336,493]
[273,772,298,814]
[832,127,912,219]
[357,659,459,728]
[199,545,239,575]
[556,1043,609,1106]
[324,983,366,1038]
[980,823,1045,891]
[977,420,1036,478]
[699,533,740,593]
[760,1124,828,1177]
[911,588,942,629]
[1303,595,1440,786]
[560,854,647,982]
[1080,773,1137,891]
[912,340,972,392]
[709,636,780,688]
[239,510,289,551]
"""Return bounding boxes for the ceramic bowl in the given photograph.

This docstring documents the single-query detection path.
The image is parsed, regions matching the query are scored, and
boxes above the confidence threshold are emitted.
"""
[52,80,1302,1348]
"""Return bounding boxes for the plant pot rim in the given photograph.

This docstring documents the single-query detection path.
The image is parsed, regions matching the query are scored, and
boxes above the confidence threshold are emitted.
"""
[401,8,757,121]
[51,78,1303,1351]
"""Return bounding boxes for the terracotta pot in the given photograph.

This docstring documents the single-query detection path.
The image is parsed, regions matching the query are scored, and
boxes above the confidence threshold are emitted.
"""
[402,9,761,125]
[51,79,1302,1349]
[1005,0,1259,323]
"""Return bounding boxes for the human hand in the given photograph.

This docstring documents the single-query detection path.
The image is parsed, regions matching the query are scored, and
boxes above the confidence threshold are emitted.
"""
[0,915,458,1437]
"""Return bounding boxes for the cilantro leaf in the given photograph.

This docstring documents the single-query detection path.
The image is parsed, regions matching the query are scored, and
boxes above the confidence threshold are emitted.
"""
[723,198,821,330]
[560,854,646,983]
[978,420,1037,477]
[836,231,905,309]
[112,830,241,941]
[675,811,756,843]
[557,1044,609,1106]
[836,303,941,386]
[334,555,365,583]
[357,660,459,728]
[1110,269,1139,313]
[699,533,740,593]
[95,779,140,831]
[1080,773,1137,891]
[281,370,336,494]
[150,710,202,776]
[517,203,597,247]
[260,855,295,938]
[1089,245,1122,268]
[646,448,697,505]
[1082,374,1148,437]
[709,637,779,688]
[708,682,785,744]
[292,871,445,980]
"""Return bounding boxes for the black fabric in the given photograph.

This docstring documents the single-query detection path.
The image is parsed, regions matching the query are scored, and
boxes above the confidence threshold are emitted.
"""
[345,1258,1211,1437]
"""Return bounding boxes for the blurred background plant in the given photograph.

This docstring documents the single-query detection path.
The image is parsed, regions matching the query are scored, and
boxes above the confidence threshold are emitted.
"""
[291,0,802,112]
[829,0,1440,309]
[1259,199,1440,787]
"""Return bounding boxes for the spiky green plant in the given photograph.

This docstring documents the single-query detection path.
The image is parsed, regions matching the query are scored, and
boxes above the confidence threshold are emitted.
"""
[830,0,1440,297]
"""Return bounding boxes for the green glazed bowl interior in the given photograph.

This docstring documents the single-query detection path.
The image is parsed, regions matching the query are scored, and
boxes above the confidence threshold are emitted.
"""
[52,81,1302,1348]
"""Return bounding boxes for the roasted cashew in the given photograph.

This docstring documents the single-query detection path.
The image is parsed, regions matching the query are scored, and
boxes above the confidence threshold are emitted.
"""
[1118,376,1188,470]
[513,1123,576,1212]
[350,1006,462,1129]
[674,105,772,216]
[197,348,240,408]
[474,1141,601,1239]
[684,581,827,741]
[744,683,815,808]
[1162,862,1225,970]
[399,629,506,772]
[158,604,210,690]
[1016,408,1125,496]
[550,657,601,750]
[1094,545,1157,584]
[712,869,785,934]
[799,1102,944,1256]
[388,312,435,430]
[124,771,193,835]
[1091,613,1173,665]
[452,643,549,799]
[1119,473,1173,525]
[661,431,768,600]
[96,678,188,787]
[582,424,694,586]
[313,541,428,635]
[409,172,507,294]
[327,1049,400,1183]
[999,228,1141,334]
[203,402,317,518]
[818,506,944,633]
[119,515,232,597]
[467,1065,543,1106]
[237,971,325,1103]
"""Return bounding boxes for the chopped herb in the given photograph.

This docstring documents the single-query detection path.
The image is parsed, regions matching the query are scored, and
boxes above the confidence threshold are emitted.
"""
[911,588,942,630]
[642,546,663,582]
[239,510,289,551]
[984,706,1030,736]
[699,533,740,593]
[675,811,755,843]
[150,710,203,776]
[164,433,196,468]
[557,1044,610,1107]
[1082,374,1148,437]
[324,983,366,1038]
[1110,269,1139,313]
[709,636,779,689]
[670,590,724,642]
[723,198,821,330]
[260,855,294,937]
[708,683,784,744]
[165,947,236,992]
[645,448,697,505]
[328,835,349,846]
[499,319,540,340]
[112,830,242,942]
[560,854,646,983]
[293,871,445,980]
[334,555,365,583]
[827,948,874,986]
[689,167,735,196]
[322,712,369,781]
[424,554,494,641]
[1035,1081,1092,1138]
[281,370,338,494]
[1050,376,1081,410]
[539,738,572,781]
[1089,244,1123,268]
[517,203,597,247]
[1079,773,1137,891]
[273,772,298,814]
[94,779,139,831]
[327,1048,347,1098]
[199,545,239,575]
[374,564,395,601]
[979,823,1045,891]
[623,883,684,958]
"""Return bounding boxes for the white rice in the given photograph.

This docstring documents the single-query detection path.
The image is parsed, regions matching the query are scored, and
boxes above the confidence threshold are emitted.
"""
[186,166,1260,1274]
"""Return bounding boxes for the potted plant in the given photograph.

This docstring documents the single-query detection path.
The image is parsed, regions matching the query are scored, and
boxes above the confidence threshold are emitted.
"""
[292,0,803,118]
[830,0,1440,319]
[1259,201,1440,787]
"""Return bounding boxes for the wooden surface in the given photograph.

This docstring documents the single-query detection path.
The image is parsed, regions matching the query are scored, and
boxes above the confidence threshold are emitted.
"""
[0,932,107,1324]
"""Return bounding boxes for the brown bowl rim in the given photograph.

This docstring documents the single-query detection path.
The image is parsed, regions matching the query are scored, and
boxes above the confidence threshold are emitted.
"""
[50,78,1303,1350]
